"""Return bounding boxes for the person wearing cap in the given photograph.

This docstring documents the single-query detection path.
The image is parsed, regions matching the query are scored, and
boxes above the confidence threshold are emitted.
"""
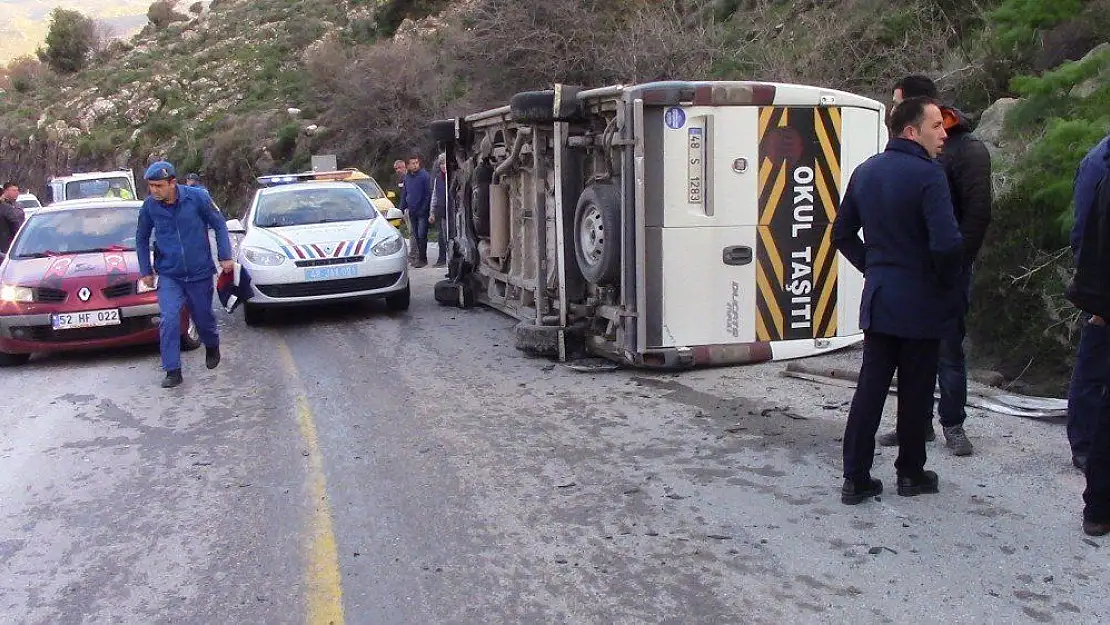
[135,160,234,388]
[183,172,208,192]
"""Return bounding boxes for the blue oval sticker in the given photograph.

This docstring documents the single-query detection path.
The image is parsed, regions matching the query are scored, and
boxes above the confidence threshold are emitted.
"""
[664,107,686,130]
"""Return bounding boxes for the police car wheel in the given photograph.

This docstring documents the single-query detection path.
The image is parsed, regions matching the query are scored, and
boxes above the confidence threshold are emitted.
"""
[0,352,31,367]
[386,285,411,311]
[573,183,622,285]
[181,319,202,351]
[243,303,266,326]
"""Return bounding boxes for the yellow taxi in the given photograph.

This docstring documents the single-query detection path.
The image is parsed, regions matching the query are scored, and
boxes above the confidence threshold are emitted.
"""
[258,169,405,227]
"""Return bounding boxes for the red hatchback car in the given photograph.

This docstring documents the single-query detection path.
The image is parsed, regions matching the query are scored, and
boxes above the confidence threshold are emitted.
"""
[0,199,198,366]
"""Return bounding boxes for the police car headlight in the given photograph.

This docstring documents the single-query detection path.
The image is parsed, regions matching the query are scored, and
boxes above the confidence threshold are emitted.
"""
[136,276,159,293]
[243,246,286,266]
[371,235,403,257]
[0,285,33,303]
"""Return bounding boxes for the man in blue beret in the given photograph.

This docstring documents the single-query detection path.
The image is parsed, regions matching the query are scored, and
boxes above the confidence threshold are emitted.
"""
[136,160,234,388]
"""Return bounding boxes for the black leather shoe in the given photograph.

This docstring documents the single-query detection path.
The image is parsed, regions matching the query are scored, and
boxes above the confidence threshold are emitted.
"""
[205,346,221,370]
[1083,520,1110,536]
[162,369,183,388]
[897,470,939,497]
[841,477,883,505]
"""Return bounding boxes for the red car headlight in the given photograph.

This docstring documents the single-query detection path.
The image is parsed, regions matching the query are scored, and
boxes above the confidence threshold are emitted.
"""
[0,285,34,303]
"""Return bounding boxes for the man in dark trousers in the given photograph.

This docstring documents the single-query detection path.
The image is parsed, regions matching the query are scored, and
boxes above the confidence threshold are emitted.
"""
[393,159,416,264]
[833,97,964,505]
[877,75,993,457]
[1066,131,1110,536]
[136,161,234,388]
[402,155,433,268]
[0,182,26,253]
[1067,132,1110,472]
[429,154,448,268]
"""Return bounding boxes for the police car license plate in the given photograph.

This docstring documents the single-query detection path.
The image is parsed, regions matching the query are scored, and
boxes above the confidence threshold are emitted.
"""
[52,309,121,330]
[305,265,358,281]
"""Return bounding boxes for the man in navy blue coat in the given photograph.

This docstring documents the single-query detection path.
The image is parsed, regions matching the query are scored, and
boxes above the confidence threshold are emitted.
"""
[136,161,234,388]
[402,155,433,268]
[1067,133,1110,472]
[832,97,964,505]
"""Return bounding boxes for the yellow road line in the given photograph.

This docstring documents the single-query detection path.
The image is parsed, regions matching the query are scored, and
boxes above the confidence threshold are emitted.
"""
[278,340,346,625]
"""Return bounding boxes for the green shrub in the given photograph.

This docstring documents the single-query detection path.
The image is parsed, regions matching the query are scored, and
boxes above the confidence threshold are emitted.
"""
[988,0,1084,55]
[39,8,96,74]
[273,122,300,161]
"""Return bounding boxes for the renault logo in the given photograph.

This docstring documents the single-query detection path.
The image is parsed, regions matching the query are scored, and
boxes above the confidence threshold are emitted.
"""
[77,287,91,302]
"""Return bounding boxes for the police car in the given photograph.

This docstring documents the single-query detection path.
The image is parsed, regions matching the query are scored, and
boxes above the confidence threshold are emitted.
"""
[257,169,405,227]
[226,180,410,325]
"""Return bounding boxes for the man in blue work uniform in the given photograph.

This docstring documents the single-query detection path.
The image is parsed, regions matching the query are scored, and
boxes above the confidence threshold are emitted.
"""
[833,97,964,505]
[183,172,208,192]
[402,155,433,268]
[136,161,234,388]
[1067,133,1110,472]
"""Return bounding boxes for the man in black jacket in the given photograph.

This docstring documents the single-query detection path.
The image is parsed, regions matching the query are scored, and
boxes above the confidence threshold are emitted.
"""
[1066,132,1110,536]
[876,75,993,457]
[834,97,964,505]
[0,182,26,253]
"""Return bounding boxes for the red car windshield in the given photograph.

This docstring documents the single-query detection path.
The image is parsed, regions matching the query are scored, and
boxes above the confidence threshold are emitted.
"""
[10,206,140,259]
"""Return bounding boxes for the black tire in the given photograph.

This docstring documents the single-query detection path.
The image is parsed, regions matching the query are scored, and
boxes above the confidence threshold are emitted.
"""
[243,303,265,326]
[386,284,410,311]
[0,352,30,367]
[471,164,492,238]
[510,87,583,124]
[429,119,457,144]
[573,183,622,285]
[181,318,202,351]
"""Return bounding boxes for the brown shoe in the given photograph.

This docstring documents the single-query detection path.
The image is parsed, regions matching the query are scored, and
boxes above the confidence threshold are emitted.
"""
[1083,520,1110,536]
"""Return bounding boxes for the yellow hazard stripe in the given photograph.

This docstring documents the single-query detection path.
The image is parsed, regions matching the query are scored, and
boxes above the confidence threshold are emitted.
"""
[759,156,773,192]
[756,302,772,342]
[759,106,776,137]
[827,107,842,142]
[758,225,785,289]
[815,111,842,190]
[815,163,838,224]
[812,230,839,337]
[761,162,788,226]
[756,264,784,340]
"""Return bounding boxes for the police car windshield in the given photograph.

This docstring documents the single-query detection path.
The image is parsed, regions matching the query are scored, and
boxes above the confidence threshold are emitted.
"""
[254,187,376,228]
[11,206,140,259]
[65,177,134,200]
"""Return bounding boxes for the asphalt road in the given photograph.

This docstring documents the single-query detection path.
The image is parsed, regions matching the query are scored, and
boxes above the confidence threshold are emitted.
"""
[2,264,1109,624]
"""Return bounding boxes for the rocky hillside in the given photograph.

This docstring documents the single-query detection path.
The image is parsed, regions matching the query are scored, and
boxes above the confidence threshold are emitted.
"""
[1,0,1109,391]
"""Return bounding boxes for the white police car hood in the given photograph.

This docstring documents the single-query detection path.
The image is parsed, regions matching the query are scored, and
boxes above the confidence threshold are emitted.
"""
[248,218,396,260]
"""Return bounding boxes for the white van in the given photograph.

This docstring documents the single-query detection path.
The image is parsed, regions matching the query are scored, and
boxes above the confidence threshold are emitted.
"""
[431,81,887,369]
[49,170,137,203]
[15,193,42,217]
